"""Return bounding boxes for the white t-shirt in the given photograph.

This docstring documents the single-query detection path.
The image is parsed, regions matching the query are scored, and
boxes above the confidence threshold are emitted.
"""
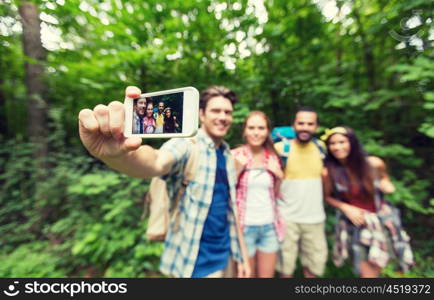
[244,168,274,226]
[279,178,325,223]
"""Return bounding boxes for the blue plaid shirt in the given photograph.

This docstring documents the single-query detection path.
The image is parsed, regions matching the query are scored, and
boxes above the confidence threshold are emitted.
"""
[133,112,143,134]
[159,129,242,277]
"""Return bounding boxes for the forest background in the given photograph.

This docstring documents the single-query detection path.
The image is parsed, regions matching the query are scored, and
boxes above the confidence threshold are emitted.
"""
[0,0,433,277]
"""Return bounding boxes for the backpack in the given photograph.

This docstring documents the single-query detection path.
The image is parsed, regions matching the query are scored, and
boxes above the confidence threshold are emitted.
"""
[271,126,326,167]
[144,138,200,241]
[271,126,296,143]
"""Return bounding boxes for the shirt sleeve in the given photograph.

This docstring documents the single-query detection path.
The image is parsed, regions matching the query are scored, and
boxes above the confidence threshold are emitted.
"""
[160,138,192,179]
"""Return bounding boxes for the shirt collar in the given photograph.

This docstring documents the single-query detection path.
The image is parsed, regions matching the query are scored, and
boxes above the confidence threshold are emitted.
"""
[196,128,230,152]
[134,112,143,120]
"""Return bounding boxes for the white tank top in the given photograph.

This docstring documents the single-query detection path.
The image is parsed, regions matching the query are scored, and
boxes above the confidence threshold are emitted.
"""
[244,168,274,225]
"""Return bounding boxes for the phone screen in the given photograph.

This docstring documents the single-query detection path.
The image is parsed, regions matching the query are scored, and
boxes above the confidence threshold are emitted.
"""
[131,92,183,135]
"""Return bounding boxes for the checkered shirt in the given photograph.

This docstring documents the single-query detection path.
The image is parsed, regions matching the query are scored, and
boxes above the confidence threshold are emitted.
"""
[158,129,242,277]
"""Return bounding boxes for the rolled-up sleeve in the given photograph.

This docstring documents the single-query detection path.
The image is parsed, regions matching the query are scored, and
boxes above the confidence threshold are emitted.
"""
[160,138,191,180]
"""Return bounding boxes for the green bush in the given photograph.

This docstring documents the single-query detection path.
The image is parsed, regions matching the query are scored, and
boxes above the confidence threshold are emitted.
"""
[0,242,68,277]
[0,134,163,277]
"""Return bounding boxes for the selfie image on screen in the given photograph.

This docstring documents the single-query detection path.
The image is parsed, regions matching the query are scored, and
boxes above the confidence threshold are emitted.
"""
[132,92,183,134]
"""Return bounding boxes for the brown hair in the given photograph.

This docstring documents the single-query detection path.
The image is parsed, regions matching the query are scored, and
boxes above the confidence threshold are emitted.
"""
[293,106,319,125]
[200,85,238,110]
[133,96,147,106]
[242,111,281,164]
[324,126,375,204]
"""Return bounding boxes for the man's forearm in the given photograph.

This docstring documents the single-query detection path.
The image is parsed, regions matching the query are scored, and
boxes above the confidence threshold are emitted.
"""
[100,145,166,178]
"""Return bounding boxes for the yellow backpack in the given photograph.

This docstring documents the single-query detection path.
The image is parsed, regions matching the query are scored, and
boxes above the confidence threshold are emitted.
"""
[144,138,200,241]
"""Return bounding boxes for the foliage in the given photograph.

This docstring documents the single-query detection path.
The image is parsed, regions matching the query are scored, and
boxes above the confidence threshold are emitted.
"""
[0,241,68,277]
[0,136,162,276]
[0,0,432,277]
[0,107,161,277]
[66,170,162,277]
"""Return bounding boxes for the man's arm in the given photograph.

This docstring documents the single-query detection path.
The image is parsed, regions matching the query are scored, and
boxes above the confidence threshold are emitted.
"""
[101,146,175,178]
[78,86,175,179]
[232,210,251,278]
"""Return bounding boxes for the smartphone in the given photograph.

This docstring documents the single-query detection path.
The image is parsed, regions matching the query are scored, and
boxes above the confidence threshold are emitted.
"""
[124,86,199,138]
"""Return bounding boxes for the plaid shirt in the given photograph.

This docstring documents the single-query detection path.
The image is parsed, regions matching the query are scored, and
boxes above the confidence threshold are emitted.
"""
[333,202,414,275]
[231,146,285,241]
[159,129,242,277]
[133,112,142,134]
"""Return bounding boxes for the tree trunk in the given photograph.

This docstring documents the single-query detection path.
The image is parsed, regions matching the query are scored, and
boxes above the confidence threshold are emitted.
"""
[139,63,147,92]
[352,3,377,92]
[335,2,343,80]
[19,2,49,233]
[267,53,281,123]
[0,76,7,137]
[19,2,48,156]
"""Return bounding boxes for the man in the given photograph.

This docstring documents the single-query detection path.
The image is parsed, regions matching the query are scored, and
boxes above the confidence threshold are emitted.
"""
[132,96,146,134]
[78,85,250,278]
[274,107,328,278]
[154,101,165,134]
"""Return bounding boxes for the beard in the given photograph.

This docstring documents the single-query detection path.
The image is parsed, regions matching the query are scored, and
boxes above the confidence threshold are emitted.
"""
[296,130,313,143]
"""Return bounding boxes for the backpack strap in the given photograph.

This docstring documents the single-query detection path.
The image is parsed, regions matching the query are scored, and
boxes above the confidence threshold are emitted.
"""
[172,137,199,231]
[312,138,326,160]
[183,137,199,183]
[279,138,291,167]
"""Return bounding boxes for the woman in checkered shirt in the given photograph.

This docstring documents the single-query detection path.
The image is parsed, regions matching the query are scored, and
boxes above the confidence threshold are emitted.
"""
[231,111,285,278]
[322,126,414,277]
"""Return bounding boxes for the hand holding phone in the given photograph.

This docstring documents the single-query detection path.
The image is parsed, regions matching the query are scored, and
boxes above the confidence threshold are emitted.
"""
[78,86,199,162]
[78,86,143,160]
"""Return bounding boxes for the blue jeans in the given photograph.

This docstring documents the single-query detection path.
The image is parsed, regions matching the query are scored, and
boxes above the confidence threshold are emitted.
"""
[243,224,280,257]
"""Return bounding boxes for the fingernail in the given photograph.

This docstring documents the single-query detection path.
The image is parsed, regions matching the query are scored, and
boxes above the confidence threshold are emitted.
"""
[126,86,141,98]
[79,119,90,130]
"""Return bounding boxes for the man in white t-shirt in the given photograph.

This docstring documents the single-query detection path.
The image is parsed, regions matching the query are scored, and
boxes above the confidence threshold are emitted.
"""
[274,107,328,278]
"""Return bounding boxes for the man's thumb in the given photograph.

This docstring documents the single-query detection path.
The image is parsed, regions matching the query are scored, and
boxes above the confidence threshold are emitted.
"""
[122,136,142,152]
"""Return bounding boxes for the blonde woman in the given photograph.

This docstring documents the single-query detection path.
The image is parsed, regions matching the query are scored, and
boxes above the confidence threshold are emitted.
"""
[231,111,285,278]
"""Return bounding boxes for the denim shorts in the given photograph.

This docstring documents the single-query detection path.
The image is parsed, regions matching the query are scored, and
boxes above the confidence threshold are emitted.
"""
[243,223,280,257]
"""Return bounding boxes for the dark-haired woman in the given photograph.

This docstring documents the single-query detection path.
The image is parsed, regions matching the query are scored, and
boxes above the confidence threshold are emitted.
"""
[143,102,156,134]
[231,111,285,278]
[163,107,179,133]
[322,126,414,277]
